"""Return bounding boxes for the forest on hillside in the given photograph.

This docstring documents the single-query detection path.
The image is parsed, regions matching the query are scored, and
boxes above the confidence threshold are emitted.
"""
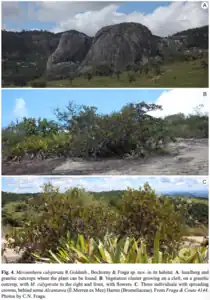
[2,183,208,264]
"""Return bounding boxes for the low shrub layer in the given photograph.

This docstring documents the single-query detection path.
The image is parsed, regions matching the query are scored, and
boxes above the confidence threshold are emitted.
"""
[4,183,208,263]
[2,101,208,162]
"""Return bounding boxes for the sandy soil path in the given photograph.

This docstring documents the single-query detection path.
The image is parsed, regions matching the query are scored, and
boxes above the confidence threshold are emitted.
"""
[181,236,206,247]
[1,237,23,263]
[2,138,208,175]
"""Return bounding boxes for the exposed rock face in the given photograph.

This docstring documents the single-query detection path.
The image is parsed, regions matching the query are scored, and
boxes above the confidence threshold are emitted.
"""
[78,22,159,73]
[2,24,208,83]
[46,30,92,80]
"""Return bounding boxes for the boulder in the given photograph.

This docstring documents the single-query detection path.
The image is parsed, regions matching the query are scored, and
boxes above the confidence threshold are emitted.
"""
[46,30,92,80]
[78,22,159,73]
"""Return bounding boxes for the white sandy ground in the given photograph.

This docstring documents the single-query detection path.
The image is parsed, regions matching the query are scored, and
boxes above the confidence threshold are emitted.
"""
[52,138,208,175]
[1,237,23,263]
[2,138,208,175]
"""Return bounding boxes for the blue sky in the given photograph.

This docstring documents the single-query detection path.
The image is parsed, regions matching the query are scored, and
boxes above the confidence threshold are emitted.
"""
[118,1,171,14]
[1,88,208,128]
[2,176,208,193]
[2,1,208,36]
[1,89,165,127]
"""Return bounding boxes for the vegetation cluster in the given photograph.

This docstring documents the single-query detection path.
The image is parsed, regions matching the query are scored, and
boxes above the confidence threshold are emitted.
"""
[2,102,208,163]
[2,183,208,264]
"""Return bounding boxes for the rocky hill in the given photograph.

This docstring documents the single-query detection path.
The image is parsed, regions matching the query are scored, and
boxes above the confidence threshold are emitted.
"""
[77,22,159,74]
[2,23,208,84]
[46,30,92,80]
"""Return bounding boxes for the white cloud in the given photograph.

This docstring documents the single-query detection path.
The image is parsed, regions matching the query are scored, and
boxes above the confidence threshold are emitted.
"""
[13,98,28,120]
[50,2,209,36]
[149,89,209,118]
[35,1,117,22]
[2,2,208,36]
[3,176,208,193]
[54,2,208,36]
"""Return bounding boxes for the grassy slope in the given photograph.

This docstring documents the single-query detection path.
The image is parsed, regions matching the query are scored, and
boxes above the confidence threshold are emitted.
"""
[3,59,208,88]
[47,59,208,88]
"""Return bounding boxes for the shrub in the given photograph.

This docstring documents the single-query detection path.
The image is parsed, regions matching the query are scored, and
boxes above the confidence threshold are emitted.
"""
[30,80,47,87]
[23,136,48,159]
[126,64,139,73]
[139,66,143,75]
[2,125,26,148]
[143,65,149,75]
[128,72,136,83]
[116,183,186,254]
[170,198,208,228]
[4,184,208,264]
[55,101,174,159]
[13,76,27,87]
[188,202,208,226]
[7,185,117,262]
[7,136,46,161]
[2,117,70,160]
[87,73,92,81]
[46,132,72,157]
[201,59,208,69]
[2,201,28,227]
[116,70,120,79]
[94,63,113,76]
[154,64,161,75]
[164,112,208,139]
[69,73,74,85]
[8,143,25,161]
